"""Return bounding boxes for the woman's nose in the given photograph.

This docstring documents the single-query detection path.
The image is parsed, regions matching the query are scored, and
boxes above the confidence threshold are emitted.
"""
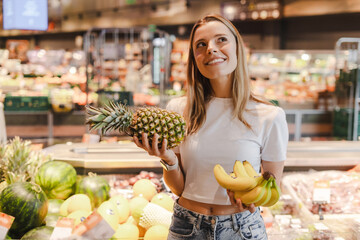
[207,42,217,54]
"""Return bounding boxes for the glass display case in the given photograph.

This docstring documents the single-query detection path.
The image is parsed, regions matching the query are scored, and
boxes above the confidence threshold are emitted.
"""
[249,50,336,110]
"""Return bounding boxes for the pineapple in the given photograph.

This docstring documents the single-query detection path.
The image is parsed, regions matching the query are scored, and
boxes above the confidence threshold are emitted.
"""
[86,102,186,149]
[0,137,52,188]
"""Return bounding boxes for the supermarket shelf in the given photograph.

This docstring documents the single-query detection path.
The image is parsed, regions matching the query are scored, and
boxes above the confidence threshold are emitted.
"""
[5,111,54,145]
[43,141,360,174]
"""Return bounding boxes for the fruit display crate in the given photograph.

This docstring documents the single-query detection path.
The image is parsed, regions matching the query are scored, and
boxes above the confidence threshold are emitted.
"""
[4,95,49,111]
[282,172,360,238]
[97,90,134,107]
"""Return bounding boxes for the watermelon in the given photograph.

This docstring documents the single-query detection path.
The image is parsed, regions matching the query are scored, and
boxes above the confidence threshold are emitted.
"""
[35,161,77,200]
[47,199,64,215]
[0,182,48,239]
[45,214,60,227]
[20,226,54,240]
[76,173,110,208]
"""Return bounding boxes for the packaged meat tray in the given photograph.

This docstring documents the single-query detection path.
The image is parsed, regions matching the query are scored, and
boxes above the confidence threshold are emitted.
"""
[282,170,360,222]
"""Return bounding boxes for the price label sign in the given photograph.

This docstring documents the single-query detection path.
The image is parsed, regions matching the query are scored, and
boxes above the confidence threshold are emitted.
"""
[50,217,74,240]
[313,180,331,203]
[0,212,14,240]
[72,211,115,239]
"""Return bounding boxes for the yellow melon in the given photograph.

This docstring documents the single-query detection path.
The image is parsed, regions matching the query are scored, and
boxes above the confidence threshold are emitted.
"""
[67,194,92,214]
[151,193,174,212]
[129,196,149,223]
[125,216,146,237]
[59,197,71,216]
[67,210,91,226]
[132,179,157,201]
[97,201,120,231]
[109,195,130,224]
[112,223,139,240]
[144,225,169,240]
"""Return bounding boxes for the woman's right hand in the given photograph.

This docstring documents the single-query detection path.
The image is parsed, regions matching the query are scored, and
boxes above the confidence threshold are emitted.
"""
[227,189,256,213]
[133,133,178,165]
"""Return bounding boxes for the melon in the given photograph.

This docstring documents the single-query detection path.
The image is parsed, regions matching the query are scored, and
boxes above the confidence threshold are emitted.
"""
[97,201,120,231]
[76,173,110,208]
[112,223,139,240]
[144,225,169,240]
[45,214,60,227]
[20,226,54,240]
[67,194,92,214]
[47,199,64,215]
[67,210,91,226]
[129,196,149,223]
[109,195,130,224]
[35,161,77,200]
[132,179,157,201]
[0,182,48,239]
[151,193,174,212]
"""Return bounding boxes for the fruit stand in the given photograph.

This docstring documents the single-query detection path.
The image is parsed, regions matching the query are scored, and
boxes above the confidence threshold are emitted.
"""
[1,136,360,239]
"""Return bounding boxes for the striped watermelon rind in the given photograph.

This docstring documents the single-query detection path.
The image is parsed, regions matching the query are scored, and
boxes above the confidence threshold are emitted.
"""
[76,174,110,208]
[35,161,77,200]
[20,226,54,240]
[0,182,48,239]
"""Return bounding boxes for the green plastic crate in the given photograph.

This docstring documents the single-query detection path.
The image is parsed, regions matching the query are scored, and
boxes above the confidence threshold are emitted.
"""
[4,96,49,111]
[332,108,360,140]
[97,91,134,107]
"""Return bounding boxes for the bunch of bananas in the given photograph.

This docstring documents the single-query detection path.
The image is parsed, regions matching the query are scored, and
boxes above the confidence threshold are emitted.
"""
[213,160,281,207]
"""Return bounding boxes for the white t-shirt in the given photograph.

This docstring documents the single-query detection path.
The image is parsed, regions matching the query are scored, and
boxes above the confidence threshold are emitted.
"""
[166,96,289,205]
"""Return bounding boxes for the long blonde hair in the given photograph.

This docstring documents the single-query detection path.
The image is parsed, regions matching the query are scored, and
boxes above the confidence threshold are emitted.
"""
[185,14,269,135]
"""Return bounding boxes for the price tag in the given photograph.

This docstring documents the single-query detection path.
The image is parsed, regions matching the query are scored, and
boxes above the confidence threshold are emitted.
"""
[72,211,115,239]
[313,180,331,203]
[50,217,74,240]
[0,212,14,240]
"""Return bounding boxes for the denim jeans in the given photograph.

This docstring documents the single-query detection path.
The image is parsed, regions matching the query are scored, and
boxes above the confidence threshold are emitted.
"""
[168,202,267,240]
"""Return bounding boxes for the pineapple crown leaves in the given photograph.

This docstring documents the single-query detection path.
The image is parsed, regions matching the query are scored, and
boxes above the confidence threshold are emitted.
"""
[0,137,52,184]
[86,101,134,135]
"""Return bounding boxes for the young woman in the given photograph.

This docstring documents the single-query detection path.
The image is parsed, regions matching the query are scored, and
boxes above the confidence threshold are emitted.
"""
[134,14,288,240]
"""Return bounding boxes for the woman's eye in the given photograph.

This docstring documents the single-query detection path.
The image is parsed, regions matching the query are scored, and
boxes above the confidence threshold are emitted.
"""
[196,42,206,48]
[218,37,227,43]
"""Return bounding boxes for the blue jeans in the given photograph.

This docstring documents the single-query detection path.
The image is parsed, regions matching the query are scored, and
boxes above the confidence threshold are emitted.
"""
[168,202,267,240]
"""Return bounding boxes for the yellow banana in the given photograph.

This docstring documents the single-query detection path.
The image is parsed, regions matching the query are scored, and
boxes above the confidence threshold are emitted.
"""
[243,160,260,178]
[233,161,250,178]
[213,164,258,191]
[254,177,273,207]
[262,178,281,207]
[234,177,268,204]
[230,172,236,178]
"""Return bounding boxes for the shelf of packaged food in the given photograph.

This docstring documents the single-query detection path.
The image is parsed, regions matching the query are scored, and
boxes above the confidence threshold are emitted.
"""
[42,141,360,174]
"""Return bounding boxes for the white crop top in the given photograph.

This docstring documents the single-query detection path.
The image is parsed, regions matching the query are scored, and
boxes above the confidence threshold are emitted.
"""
[166,96,289,205]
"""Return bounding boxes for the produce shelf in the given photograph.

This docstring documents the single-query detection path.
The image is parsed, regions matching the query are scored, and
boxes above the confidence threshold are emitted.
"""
[43,141,360,174]
[43,141,161,174]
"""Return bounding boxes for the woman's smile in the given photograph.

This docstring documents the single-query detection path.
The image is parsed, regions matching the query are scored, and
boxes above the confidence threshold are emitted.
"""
[206,57,226,65]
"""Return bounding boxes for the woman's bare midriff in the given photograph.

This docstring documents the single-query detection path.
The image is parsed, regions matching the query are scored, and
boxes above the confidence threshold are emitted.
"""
[178,196,242,215]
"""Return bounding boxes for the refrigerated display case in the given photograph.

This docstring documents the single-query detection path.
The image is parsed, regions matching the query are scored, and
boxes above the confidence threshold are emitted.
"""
[334,38,360,141]
[248,49,336,110]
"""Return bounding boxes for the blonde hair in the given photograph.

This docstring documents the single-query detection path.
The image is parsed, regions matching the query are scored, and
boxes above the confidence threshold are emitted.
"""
[185,14,269,135]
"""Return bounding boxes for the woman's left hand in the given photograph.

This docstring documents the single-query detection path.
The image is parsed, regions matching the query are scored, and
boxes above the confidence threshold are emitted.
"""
[227,189,256,213]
